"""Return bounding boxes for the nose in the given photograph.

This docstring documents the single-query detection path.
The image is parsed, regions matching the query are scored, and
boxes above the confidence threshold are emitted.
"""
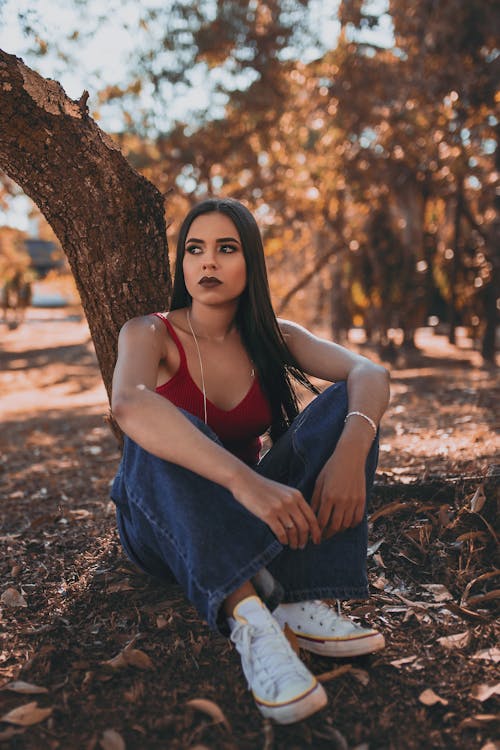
[201,251,218,270]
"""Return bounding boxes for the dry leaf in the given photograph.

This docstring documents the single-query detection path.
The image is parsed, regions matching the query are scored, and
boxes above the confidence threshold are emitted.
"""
[419,689,449,706]
[317,665,352,683]
[437,631,470,649]
[67,508,92,519]
[3,681,48,695]
[367,539,385,556]
[460,714,500,728]
[472,648,500,663]
[106,581,135,594]
[0,588,27,608]
[470,683,500,702]
[372,575,388,591]
[186,699,231,731]
[0,702,52,726]
[99,728,126,750]
[0,726,24,742]
[351,668,370,686]
[370,502,408,523]
[470,484,486,513]
[104,647,153,671]
[420,584,453,602]
[390,655,417,668]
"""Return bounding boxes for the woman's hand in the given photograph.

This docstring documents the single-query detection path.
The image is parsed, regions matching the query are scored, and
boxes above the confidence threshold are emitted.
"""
[230,470,321,550]
[311,444,367,538]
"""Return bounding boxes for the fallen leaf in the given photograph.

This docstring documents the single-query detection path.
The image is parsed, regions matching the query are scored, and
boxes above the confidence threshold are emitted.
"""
[99,728,126,750]
[472,648,500,663]
[68,508,92,519]
[466,589,500,607]
[186,699,231,731]
[104,648,153,671]
[370,502,409,523]
[367,539,385,556]
[459,714,500,729]
[420,584,453,602]
[470,683,500,702]
[390,655,417,668]
[372,575,388,591]
[106,581,135,594]
[419,689,449,706]
[437,631,470,649]
[2,681,48,695]
[0,588,27,608]
[0,726,24,742]
[351,668,370,686]
[470,484,486,513]
[0,702,52,726]
[317,664,352,683]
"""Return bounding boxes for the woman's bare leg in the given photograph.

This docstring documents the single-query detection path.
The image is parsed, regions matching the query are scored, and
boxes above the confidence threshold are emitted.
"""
[223,581,258,617]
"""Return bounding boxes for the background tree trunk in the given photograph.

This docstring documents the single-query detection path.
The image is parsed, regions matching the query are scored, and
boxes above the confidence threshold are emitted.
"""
[0,50,171,403]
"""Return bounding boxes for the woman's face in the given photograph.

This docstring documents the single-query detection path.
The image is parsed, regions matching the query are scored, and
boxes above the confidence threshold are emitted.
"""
[183,212,247,305]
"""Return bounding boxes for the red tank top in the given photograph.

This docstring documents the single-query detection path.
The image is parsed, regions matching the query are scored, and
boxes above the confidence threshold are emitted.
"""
[153,313,272,465]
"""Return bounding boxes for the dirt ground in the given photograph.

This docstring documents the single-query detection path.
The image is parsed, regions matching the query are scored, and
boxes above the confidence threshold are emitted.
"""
[0,309,498,750]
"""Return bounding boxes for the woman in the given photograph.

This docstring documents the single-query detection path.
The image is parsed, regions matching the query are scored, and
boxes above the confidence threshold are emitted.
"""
[111,197,390,725]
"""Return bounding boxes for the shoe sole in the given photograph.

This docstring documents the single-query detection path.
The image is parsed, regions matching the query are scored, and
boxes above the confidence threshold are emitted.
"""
[257,682,328,724]
[296,632,385,658]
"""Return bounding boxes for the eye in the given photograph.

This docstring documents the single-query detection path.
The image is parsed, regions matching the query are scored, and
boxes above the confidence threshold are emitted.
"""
[219,245,238,254]
[185,244,202,255]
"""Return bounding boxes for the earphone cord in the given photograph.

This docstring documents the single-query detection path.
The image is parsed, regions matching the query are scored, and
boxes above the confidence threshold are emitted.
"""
[186,308,208,425]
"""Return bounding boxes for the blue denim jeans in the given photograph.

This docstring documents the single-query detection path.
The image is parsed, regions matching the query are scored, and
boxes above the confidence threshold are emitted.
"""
[110,382,379,633]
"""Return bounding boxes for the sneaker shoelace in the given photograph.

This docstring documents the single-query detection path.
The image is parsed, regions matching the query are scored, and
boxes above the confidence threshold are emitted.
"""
[231,618,308,700]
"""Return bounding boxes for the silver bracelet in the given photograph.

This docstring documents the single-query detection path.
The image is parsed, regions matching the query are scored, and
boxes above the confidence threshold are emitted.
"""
[344,410,378,437]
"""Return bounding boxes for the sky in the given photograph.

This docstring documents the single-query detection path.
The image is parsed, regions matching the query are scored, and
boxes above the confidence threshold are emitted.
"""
[0,0,392,232]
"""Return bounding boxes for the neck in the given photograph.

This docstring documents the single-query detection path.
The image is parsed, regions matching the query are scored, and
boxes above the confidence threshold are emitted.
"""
[187,302,238,342]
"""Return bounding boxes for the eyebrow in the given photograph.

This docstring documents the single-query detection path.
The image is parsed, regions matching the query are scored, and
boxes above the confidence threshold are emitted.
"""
[185,236,241,245]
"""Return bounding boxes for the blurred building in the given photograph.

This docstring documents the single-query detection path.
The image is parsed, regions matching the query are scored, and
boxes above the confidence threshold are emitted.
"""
[24,239,64,278]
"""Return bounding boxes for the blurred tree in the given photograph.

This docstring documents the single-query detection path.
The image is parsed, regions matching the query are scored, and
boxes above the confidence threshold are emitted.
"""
[334,0,498,359]
[1,0,497,362]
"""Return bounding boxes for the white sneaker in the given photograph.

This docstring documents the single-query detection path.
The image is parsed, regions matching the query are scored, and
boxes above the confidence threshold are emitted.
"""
[273,600,385,658]
[229,596,327,724]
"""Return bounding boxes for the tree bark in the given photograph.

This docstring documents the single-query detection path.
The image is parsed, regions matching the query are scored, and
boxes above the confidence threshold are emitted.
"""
[0,50,171,404]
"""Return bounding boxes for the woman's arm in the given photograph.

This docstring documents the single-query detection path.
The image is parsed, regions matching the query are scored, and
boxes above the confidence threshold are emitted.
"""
[111,316,320,547]
[278,319,390,536]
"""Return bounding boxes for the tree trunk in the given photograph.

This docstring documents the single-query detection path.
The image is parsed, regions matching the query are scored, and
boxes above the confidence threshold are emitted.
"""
[481,123,499,364]
[448,177,463,346]
[0,50,171,404]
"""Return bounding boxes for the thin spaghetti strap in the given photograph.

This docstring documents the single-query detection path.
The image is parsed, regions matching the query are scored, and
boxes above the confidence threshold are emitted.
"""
[152,312,187,366]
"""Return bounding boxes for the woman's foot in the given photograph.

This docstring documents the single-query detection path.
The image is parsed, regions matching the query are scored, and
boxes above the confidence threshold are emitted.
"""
[229,596,327,724]
[273,600,385,657]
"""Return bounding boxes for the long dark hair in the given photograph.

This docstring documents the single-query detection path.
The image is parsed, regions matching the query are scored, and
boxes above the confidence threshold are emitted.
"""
[170,197,318,441]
